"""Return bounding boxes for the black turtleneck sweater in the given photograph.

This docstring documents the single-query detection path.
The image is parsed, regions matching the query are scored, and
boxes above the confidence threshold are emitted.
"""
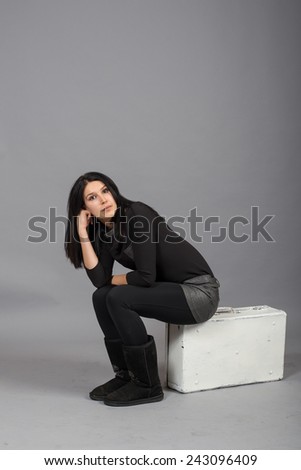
[85,201,214,289]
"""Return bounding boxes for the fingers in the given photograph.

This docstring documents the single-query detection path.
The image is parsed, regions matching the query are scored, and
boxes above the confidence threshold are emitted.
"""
[77,209,93,231]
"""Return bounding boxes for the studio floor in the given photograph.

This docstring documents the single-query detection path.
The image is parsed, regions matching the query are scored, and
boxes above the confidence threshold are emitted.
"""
[1,296,300,450]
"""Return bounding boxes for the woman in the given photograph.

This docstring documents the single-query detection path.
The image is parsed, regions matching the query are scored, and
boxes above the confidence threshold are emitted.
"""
[64,172,220,407]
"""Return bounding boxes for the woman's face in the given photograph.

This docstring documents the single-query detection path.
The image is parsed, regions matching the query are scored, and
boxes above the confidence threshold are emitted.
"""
[83,180,117,225]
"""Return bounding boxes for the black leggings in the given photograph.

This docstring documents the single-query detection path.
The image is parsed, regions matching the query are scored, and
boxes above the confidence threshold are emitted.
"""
[92,282,197,346]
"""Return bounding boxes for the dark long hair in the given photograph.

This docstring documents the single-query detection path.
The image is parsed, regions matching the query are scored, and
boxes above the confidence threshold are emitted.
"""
[64,172,136,268]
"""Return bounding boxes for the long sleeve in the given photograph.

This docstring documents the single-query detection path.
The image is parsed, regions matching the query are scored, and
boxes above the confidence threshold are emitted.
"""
[84,243,114,288]
[125,202,158,287]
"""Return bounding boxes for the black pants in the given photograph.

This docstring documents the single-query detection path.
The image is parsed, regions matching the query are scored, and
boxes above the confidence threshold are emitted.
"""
[92,282,197,346]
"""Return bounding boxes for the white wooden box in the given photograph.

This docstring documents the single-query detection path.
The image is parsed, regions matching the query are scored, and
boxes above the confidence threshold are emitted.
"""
[166,305,287,393]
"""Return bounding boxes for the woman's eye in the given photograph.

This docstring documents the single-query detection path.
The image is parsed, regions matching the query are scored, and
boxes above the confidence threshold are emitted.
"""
[88,188,109,200]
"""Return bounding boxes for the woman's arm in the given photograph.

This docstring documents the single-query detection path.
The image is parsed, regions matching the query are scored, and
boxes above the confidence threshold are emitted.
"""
[79,231,99,269]
[77,211,114,287]
[77,210,98,269]
[125,202,158,287]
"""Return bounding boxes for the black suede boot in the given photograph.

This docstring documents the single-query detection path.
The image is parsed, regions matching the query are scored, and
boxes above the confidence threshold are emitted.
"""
[104,335,164,407]
[89,338,130,401]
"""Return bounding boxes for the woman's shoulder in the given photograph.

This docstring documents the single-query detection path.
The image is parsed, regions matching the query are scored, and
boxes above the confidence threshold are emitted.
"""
[126,201,160,217]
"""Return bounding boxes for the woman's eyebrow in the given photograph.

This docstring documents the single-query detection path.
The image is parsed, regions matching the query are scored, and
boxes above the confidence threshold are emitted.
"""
[85,185,106,198]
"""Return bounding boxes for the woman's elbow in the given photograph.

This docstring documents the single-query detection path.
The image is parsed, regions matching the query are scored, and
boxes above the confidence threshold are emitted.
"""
[126,270,156,287]
[91,277,111,289]
[141,273,156,287]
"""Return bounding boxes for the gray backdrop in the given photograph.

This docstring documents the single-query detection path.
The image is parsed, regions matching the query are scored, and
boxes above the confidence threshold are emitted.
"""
[0,0,300,450]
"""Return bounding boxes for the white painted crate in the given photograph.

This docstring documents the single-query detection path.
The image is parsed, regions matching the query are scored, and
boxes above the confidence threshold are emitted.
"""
[166,305,287,393]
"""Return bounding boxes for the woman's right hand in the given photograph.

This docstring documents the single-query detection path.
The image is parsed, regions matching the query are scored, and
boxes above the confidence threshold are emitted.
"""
[77,209,93,238]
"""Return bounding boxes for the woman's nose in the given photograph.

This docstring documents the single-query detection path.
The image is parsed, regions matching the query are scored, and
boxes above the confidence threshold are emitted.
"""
[98,193,107,202]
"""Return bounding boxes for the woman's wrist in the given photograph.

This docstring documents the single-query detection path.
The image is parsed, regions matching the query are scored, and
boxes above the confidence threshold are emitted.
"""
[78,230,89,241]
[111,274,128,285]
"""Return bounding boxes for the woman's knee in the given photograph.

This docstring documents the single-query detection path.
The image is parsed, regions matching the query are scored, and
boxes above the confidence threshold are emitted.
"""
[92,285,113,309]
[105,285,127,312]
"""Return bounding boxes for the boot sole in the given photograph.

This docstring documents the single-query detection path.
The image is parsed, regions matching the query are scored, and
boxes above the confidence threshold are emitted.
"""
[104,393,164,407]
[89,394,105,401]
